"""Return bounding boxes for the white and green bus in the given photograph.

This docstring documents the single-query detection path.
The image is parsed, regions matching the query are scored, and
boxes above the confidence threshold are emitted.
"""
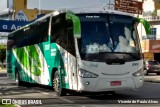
[7,9,147,96]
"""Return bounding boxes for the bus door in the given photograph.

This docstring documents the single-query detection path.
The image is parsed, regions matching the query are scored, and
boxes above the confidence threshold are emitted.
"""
[66,26,78,90]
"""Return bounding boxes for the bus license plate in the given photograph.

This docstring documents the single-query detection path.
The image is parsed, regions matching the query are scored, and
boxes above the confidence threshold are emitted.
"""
[110,81,121,86]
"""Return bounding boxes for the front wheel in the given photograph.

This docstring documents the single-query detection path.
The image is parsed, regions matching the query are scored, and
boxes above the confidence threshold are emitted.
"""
[53,71,66,96]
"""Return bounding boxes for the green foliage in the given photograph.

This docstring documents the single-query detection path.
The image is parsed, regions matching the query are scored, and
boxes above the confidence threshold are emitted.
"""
[0,45,6,66]
[0,104,16,107]
[152,9,157,16]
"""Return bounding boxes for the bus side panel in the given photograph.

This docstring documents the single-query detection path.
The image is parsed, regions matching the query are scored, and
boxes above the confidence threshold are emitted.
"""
[12,44,50,85]
[7,50,16,79]
[55,44,77,90]
[38,42,52,86]
[50,43,70,89]
[12,47,35,83]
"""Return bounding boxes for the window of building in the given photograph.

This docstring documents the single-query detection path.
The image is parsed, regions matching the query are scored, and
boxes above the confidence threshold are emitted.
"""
[156,0,160,3]
[151,28,157,35]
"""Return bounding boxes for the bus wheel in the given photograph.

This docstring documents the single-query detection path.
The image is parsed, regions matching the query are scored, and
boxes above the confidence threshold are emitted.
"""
[53,71,66,96]
[15,72,22,86]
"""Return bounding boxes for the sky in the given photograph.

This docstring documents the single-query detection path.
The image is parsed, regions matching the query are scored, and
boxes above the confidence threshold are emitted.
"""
[0,0,7,10]
[0,0,114,11]
[27,0,114,10]
[0,0,13,10]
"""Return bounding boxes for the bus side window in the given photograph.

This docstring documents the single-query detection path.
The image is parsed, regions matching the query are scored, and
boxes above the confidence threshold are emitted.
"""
[7,36,15,50]
[67,27,75,56]
[51,16,67,49]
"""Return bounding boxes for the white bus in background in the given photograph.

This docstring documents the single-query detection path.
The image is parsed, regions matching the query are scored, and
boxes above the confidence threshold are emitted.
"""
[7,9,147,96]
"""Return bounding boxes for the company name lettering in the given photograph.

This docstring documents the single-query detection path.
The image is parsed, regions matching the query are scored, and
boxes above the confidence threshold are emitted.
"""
[152,44,160,49]
[1,24,21,30]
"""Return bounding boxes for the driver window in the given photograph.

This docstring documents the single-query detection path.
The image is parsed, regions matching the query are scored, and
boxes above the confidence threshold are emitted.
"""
[67,21,76,56]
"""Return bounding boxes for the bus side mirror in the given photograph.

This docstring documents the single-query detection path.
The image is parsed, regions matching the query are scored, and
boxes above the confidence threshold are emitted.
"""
[66,12,81,38]
[135,18,152,35]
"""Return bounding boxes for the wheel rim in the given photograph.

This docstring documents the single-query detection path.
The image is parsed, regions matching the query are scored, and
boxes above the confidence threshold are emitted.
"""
[53,75,60,92]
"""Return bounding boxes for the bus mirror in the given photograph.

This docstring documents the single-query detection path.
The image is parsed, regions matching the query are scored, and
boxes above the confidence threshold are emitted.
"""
[135,18,152,35]
[66,12,81,38]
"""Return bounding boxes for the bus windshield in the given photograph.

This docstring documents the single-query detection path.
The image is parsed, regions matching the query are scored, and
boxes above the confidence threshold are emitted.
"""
[77,13,141,62]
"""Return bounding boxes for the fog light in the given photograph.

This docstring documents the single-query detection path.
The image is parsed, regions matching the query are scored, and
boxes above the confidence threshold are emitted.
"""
[140,79,143,82]
[85,82,90,85]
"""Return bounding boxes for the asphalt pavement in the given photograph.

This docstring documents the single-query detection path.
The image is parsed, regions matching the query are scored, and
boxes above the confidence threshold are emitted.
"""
[1,69,160,107]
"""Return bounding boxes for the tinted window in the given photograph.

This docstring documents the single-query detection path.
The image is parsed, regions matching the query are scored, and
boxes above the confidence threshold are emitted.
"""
[148,61,159,65]
[67,26,75,56]
[51,14,67,49]
[8,17,50,48]
[77,13,141,62]
[51,14,76,56]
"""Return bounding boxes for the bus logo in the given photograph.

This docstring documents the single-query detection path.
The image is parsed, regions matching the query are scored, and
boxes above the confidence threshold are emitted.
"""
[132,63,139,66]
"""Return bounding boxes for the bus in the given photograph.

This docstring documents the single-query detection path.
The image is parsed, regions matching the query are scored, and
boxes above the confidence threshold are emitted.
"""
[7,9,147,96]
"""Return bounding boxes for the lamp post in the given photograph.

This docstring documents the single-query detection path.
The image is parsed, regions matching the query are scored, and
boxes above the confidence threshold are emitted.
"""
[102,0,114,10]
[39,0,41,14]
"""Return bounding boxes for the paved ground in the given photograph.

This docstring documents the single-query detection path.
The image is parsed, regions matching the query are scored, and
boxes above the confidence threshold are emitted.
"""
[1,70,160,107]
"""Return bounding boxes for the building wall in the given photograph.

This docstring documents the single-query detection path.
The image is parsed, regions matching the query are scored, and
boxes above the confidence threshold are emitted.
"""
[13,0,38,21]
[13,0,52,21]
[143,0,155,12]
[154,0,160,10]
[151,22,160,39]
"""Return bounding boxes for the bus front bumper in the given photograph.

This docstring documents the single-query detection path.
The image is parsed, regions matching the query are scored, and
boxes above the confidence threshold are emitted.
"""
[78,76,144,92]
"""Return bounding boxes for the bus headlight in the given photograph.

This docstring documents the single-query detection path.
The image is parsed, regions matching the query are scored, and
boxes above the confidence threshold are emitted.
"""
[79,69,98,78]
[133,68,144,76]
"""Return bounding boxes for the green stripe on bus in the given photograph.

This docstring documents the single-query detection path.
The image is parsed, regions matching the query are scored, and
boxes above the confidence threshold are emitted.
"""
[14,45,43,76]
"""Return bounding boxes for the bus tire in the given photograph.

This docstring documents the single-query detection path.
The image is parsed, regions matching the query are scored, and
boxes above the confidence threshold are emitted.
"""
[15,71,22,86]
[53,70,66,96]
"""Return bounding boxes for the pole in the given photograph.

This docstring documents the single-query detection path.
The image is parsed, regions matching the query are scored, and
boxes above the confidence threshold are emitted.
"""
[109,0,110,9]
[39,0,41,14]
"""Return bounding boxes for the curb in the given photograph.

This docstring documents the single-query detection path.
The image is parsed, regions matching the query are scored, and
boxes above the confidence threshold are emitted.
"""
[144,76,160,83]
[144,78,160,83]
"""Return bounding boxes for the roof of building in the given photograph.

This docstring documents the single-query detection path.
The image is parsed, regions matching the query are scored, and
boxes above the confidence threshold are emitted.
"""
[0,8,14,16]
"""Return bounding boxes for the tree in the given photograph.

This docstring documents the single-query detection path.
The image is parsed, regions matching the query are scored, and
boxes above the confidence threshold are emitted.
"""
[152,9,157,16]
[0,45,6,67]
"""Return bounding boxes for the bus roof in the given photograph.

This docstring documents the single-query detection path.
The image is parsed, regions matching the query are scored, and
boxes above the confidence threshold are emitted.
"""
[9,8,134,35]
[64,8,134,17]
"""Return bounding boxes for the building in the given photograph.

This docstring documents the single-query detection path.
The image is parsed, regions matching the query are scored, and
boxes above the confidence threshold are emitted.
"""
[0,8,14,45]
[13,0,52,21]
[0,0,52,45]
[140,0,160,61]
